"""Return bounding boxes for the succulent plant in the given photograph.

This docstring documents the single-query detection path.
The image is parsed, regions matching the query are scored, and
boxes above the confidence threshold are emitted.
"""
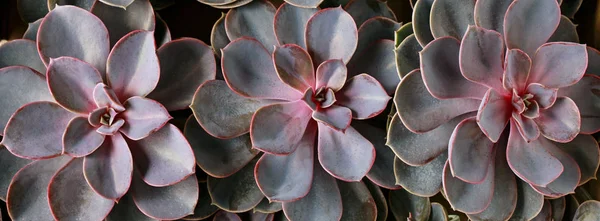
[197,0,254,9]
[388,0,600,219]
[574,200,600,221]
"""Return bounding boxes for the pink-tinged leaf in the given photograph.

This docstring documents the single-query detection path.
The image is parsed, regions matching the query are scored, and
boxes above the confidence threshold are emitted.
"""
[106,193,156,221]
[522,100,540,119]
[449,117,495,184]
[63,116,105,157]
[574,200,600,221]
[107,30,159,101]
[443,159,495,214]
[529,200,552,221]
[274,3,318,48]
[530,140,580,197]
[47,57,103,114]
[211,13,229,58]
[282,163,342,221]
[0,66,53,135]
[430,203,448,221]
[503,48,532,92]
[251,100,312,155]
[49,158,115,221]
[6,156,71,220]
[38,6,110,75]
[353,121,400,189]
[412,0,434,46]
[3,102,75,159]
[255,121,315,202]
[338,181,377,221]
[587,46,600,75]
[83,133,133,200]
[344,0,396,27]
[273,44,316,93]
[207,158,264,212]
[318,123,374,181]
[93,83,125,111]
[225,0,278,51]
[0,146,31,201]
[558,135,600,185]
[558,75,600,134]
[211,0,253,9]
[283,0,322,8]
[507,126,563,187]
[306,7,358,65]
[97,119,125,135]
[510,180,545,220]
[315,59,347,91]
[147,38,216,111]
[430,0,475,40]
[312,105,352,131]
[190,80,274,139]
[512,114,541,142]
[504,0,560,56]
[254,198,282,213]
[198,0,235,5]
[0,39,45,74]
[395,70,480,133]
[528,42,587,88]
[119,96,171,140]
[474,0,513,34]
[394,152,447,197]
[526,83,558,109]
[459,25,505,91]
[184,116,257,178]
[222,38,300,100]
[348,39,399,95]
[184,183,219,220]
[477,89,511,142]
[129,124,195,187]
[213,211,242,221]
[91,0,155,47]
[364,180,388,221]
[534,97,580,142]
[388,188,431,220]
[132,174,198,220]
[420,37,488,99]
[353,17,400,64]
[99,0,134,8]
[47,0,96,10]
[336,74,390,119]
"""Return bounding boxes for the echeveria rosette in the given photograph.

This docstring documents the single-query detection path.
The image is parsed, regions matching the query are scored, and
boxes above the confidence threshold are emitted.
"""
[389,0,600,219]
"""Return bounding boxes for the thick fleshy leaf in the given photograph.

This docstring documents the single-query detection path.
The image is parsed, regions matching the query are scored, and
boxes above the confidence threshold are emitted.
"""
[47,57,103,113]
[574,201,600,221]
[504,0,560,56]
[534,97,580,142]
[347,40,399,95]
[510,180,545,220]
[198,0,235,6]
[23,19,42,41]
[394,152,447,197]
[551,197,566,221]
[503,48,531,92]
[3,102,74,159]
[119,96,171,140]
[211,12,229,58]
[388,188,431,221]
[225,0,278,51]
[395,22,413,48]
[335,74,390,119]
[449,117,495,184]
[354,121,400,189]
[255,122,315,202]
[548,15,579,43]
[558,135,600,184]
[274,3,318,48]
[0,39,45,74]
[365,179,388,221]
[474,0,513,34]
[213,211,242,221]
[587,47,600,75]
[183,183,219,220]
[314,60,346,92]
[38,6,110,75]
[430,203,448,221]
[430,0,475,40]
[99,0,134,8]
[184,116,256,178]
[282,164,342,221]
[63,116,105,157]
[132,174,198,220]
[254,198,283,213]
[507,125,564,187]
[107,30,159,101]
[352,17,400,66]
[191,80,273,139]
[91,0,155,47]
[129,124,195,187]
[443,160,495,214]
[17,0,48,23]
[394,70,480,133]
[148,38,216,111]
[97,119,125,135]
[530,140,580,197]
[222,38,300,100]
[272,44,315,93]
[83,133,133,200]
[251,101,312,154]
[530,200,552,220]
[153,15,172,47]
[0,146,31,201]
[460,26,505,91]
[412,0,434,46]
[283,0,322,8]
[344,0,396,27]
[512,113,540,142]
[312,105,352,131]
[0,66,53,134]
[250,212,274,221]
[477,89,511,142]
[208,158,264,212]
[395,34,422,78]
[106,194,156,221]
[93,83,125,111]
[558,75,600,134]
[421,37,488,99]
[528,42,587,88]
[48,0,96,11]
[6,156,71,220]
[48,158,115,221]
[211,0,253,9]
[306,7,358,65]
[338,181,377,221]
[318,123,374,181]
[527,83,558,108]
